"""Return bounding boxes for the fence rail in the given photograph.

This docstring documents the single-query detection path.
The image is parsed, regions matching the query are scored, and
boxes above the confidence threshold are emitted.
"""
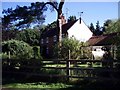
[2,59,120,81]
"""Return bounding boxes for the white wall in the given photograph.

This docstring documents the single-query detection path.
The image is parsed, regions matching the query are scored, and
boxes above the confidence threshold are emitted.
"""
[67,19,93,42]
[92,46,105,60]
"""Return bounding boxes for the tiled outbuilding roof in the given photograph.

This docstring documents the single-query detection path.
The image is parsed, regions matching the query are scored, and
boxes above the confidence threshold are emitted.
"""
[87,32,120,46]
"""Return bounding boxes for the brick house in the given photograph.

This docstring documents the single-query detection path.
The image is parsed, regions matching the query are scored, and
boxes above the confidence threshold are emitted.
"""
[40,16,93,58]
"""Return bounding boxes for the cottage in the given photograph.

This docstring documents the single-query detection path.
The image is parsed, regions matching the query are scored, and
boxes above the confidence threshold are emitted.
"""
[40,16,93,58]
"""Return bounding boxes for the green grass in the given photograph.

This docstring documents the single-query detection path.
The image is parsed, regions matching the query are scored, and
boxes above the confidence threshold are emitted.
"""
[2,82,72,89]
[44,63,102,68]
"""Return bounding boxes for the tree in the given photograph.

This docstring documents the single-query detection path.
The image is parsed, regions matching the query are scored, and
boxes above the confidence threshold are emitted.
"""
[104,19,112,27]
[16,29,41,46]
[45,21,57,30]
[2,29,19,41]
[67,16,77,22]
[89,23,95,35]
[2,2,48,30]
[103,19,120,34]
[53,38,92,59]
[94,21,103,36]
[103,19,120,60]
[42,0,65,46]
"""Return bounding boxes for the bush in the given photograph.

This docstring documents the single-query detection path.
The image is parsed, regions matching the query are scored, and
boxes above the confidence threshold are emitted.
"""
[16,29,40,46]
[2,40,33,59]
[33,46,43,59]
[53,37,92,59]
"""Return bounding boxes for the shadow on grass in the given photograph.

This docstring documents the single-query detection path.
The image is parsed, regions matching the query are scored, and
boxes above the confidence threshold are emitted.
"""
[3,73,120,90]
[58,79,120,90]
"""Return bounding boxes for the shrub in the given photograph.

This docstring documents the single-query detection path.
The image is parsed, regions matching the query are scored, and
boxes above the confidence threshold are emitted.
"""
[33,46,43,59]
[2,40,33,59]
[16,29,40,46]
[53,37,92,60]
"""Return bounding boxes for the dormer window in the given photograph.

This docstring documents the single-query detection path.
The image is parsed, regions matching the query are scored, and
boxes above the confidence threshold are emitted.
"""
[46,37,49,43]
[53,35,57,42]
[41,39,43,44]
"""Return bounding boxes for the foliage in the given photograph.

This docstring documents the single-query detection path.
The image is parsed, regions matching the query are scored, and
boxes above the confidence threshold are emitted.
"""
[41,68,66,75]
[116,46,120,60]
[103,19,120,34]
[89,21,104,36]
[0,53,9,59]
[2,29,19,41]
[16,29,40,46]
[94,21,103,35]
[67,16,77,22]
[2,2,48,29]
[53,38,92,59]
[103,19,120,45]
[33,46,43,59]
[3,82,71,88]
[89,23,95,35]
[45,21,57,30]
[2,40,33,59]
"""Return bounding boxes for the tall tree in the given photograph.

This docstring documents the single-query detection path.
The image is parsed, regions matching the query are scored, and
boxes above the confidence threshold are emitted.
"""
[42,0,65,46]
[16,29,41,46]
[67,16,77,22]
[94,21,103,36]
[2,2,48,30]
[45,21,57,30]
[89,23,95,35]
[103,19,120,34]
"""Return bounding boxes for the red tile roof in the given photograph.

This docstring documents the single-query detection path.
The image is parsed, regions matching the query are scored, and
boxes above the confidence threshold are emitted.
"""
[87,32,120,46]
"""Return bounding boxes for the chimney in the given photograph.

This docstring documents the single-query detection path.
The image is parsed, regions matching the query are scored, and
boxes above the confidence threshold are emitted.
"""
[79,17,81,24]
[79,12,83,24]
[61,15,66,25]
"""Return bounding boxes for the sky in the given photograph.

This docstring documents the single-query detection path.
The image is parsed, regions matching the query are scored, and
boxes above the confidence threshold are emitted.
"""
[1,0,119,27]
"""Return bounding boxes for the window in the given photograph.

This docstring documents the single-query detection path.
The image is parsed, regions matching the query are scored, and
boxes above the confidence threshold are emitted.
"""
[62,34,65,38]
[46,37,49,43]
[46,47,49,54]
[53,35,57,42]
[41,39,43,44]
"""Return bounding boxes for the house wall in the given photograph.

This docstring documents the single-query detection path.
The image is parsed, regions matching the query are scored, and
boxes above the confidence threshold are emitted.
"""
[68,19,93,42]
[91,45,116,60]
[91,46,105,60]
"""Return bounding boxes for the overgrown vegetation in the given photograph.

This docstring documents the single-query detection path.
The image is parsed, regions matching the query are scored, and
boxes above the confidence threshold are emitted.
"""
[16,29,41,46]
[2,40,33,59]
[53,37,92,59]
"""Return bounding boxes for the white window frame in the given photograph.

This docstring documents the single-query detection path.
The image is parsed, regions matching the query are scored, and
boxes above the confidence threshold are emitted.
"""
[62,34,65,38]
[53,35,57,42]
[46,37,49,43]
[41,39,44,44]
[46,47,49,54]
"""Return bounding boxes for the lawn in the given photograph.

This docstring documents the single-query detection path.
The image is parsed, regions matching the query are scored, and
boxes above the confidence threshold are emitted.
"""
[2,80,120,90]
[2,82,72,89]
[44,63,102,68]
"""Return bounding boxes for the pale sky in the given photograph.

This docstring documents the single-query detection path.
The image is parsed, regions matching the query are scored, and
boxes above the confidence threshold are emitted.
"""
[1,0,119,26]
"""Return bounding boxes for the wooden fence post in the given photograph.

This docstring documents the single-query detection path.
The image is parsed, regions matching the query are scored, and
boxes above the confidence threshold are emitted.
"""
[8,51,10,59]
[66,50,70,81]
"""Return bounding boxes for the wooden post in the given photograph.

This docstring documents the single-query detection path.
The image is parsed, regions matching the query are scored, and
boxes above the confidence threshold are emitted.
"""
[66,50,70,81]
[8,51,10,59]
